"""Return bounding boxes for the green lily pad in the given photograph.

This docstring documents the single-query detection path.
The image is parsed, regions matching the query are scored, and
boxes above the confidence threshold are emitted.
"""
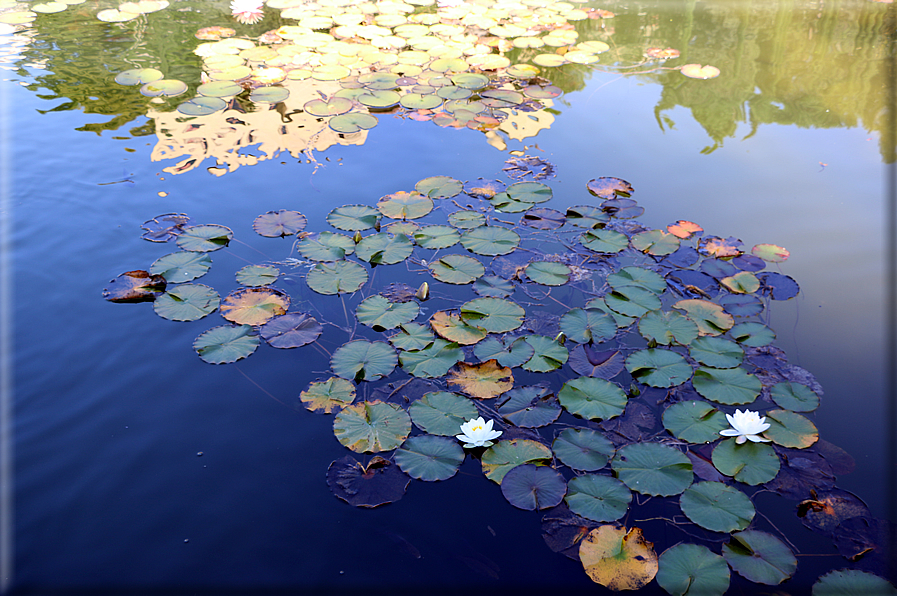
[408,391,477,436]
[631,229,680,256]
[299,377,355,414]
[607,266,666,295]
[356,295,419,331]
[712,439,780,485]
[481,439,553,484]
[358,89,401,109]
[680,481,755,532]
[522,335,568,372]
[524,261,571,286]
[812,570,897,596]
[306,261,369,295]
[460,226,520,256]
[656,544,730,596]
[625,349,693,388]
[154,284,219,321]
[506,181,552,204]
[565,474,631,522]
[399,339,464,378]
[296,232,356,261]
[193,325,259,364]
[689,336,744,368]
[729,322,775,346]
[764,409,818,448]
[235,265,279,287]
[333,400,411,452]
[586,297,637,328]
[430,311,487,345]
[329,113,378,134]
[355,233,414,265]
[611,442,693,496]
[451,72,489,89]
[358,72,400,89]
[480,88,525,107]
[769,382,820,412]
[177,97,227,116]
[662,401,728,444]
[552,428,615,471]
[260,312,322,348]
[473,275,515,298]
[558,376,628,421]
[412,225,460,249]
[501,464,567,511]
[604,286,662,318]
[460,297,525,333]
[721,271,760,294]
[394,435,464,481]
[140,79,188,97]
[490,195,528,216]
[331,340,397,382]
[579,228,628,253]
[416,176,463,199]
[252,210,307,237]
[429,254,485,284]
[638,310,699,346]
[305,96,354,117]
[559,308,617,344]
[326,204,381,231]
[566,205,609,228]
[197,80,242,98]
[722,530,796,585]
[115,68,164,85]
[448,209,485,229]
[176,224,233,252]
[473,336,534,368]
[673,299,734,336]
[388,322,435,351]
[498,386,560,428]
[250,86,289,104]
[692,367,761,405]
[377,191,433,220]
[400,93,442,109]
[149,251,212,283]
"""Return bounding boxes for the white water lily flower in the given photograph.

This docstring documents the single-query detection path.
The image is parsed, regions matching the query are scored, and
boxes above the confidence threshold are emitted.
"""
[456,416,502,448]
[231,0,264,24]
[719,409,771,444]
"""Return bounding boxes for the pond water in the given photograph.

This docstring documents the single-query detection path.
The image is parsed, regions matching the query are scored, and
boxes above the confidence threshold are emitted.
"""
[2,0,895,594]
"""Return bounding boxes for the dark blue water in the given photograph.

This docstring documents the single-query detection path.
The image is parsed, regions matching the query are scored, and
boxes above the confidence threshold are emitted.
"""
[3,4,894,593]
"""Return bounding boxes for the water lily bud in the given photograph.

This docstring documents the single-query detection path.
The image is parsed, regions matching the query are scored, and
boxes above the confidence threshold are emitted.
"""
[374,219,381,232]
[353,231,362,243]
[415,282,429,301]
[554,332,566,345]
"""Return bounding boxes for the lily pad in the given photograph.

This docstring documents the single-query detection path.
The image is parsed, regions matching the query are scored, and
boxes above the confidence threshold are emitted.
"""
[692,366,761,405]
[429,311,486,345]
[522,207,566,230]
[413,225,460,249]
[604,286,662,318]
[498,386,561,428]
[689,336,744,368]
[501,464,567,511]
[812,570,897,595]
[506,181,552,204]
[329,113,378,134]
[140,79,187,98]
[306,261,369,295]
[460,226,520,256]
[638,310,699,346]
[399,339,464,378]
[176,224,233,252]
[558,377,628,421]
[680,481,755,532]
[300,377,355,414]
[579,228,628,253]
[565,474,631,522]
[672,299,734,336]
[524,261,571,286]
[446,360,513,399]
[149,251,212,283]
[752,244,790,263]
[729,322,776,347]
[481,439,552,484]
[355,233,413,265]
[326,455,410,508]
[579,526,658,591]
[662,401,728,444]
[154,284,219,322]
[377,191,433,220]
[327,204,381,231]
[611,442,693,496]
[712,439,780,485]
[253,210,307,237]
[333,400,411,452]
[115,68,164,85]
[681,64,721,79]
[296,232,356,261]
[552,428,615,472]
[566,205,609,228]
[473,336,534,368]
[408,391,477,436]
[448,209,485,229]
[103,270,167,303]
[631,230,680,256]
[473,275,515,298]
[587,177,633,199]
[356,295,419,331]
[415,176,463,199]
[177,97,227,116]
[220,287,290,326]
[394,435,464,481]
[259,312,322,348]
[522,335,569,373]
[460,297,525,333]
[763,409,818,448]
[559,308,617,344]
[770,382,820,412]
[235,265,279,287]
[625,349,693,388]
[722,530,797,585]
[305,96,354,117]
[193,324,259,364]
[608,266,666,295]
[656,544,730,596]
[388,323,435,351]
[721,271,760,294]
[429,254,485,284]
[568,345,626,379]
[331,340,397,382]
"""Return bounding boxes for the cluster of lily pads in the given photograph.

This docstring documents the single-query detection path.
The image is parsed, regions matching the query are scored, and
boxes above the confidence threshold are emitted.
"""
[104,172,895,594]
